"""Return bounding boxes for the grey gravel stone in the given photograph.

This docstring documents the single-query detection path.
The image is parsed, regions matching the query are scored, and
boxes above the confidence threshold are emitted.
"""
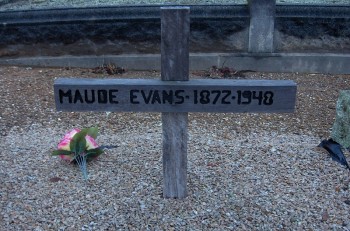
[1,66,350,230]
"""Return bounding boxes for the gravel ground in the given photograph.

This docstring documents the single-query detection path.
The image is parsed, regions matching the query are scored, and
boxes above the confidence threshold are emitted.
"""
[0,0,349,11]
[1,65,350,230]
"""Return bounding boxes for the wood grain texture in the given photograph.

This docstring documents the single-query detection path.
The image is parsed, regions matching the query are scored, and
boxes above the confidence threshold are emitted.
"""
[162,112,188,198]
[248,0,276,53]
[161,7,189,198]
[161,6,190,81]
[54,78,297,113]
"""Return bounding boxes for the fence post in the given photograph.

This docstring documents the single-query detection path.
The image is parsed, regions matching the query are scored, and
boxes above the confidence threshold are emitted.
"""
[248,0,276,53]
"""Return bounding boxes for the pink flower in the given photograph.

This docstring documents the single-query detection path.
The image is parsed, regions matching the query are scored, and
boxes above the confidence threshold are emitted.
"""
[57,128,80,161]
[85,135,98,150]
[56,128,100,161]
[58,128,80,151]
[52,127,103,180]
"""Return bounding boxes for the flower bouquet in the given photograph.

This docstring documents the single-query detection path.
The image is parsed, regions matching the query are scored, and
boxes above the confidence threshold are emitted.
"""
[52,127,103,180]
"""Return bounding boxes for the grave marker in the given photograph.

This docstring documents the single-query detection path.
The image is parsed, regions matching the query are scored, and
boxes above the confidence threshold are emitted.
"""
[54,7,297,199]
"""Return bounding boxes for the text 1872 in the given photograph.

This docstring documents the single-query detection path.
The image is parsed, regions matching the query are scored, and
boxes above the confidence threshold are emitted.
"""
[193,90,274,105]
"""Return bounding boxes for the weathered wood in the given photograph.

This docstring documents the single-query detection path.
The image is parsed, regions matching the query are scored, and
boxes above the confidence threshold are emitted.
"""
[162,112,188,198]
[54,78,297,113]
[53,6,298,200]
[248,0,276,53]
[161,6,190,82]
[161,7,190,199]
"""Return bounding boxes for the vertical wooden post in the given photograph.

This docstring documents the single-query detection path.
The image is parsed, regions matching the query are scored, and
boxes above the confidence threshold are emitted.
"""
[161,7,190,198]
[248,0,276,53]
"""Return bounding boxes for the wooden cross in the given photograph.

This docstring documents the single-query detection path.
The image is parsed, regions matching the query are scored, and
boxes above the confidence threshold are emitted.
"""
[54,7,296,199]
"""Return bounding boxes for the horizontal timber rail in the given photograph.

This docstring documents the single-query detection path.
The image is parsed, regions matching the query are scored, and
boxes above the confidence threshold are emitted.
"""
[54,78,296,113]
[1,3,349,74]
[1,53,350,74]
[0,4,350,26]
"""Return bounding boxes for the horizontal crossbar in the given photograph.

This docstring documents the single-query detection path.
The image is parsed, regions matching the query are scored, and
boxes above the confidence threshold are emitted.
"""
[1,4,349,26]
[54,78,296,113]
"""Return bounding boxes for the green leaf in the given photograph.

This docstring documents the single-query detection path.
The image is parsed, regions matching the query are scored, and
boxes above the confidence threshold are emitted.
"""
[70,131,87,155]
[52,150,73,156]
[85,148,103,160]
[68,127,99,156]
[85,127,99,139]
[77,128,90,138]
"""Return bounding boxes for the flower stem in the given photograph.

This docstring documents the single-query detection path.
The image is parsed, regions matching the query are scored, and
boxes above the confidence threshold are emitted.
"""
[75,153,88,180]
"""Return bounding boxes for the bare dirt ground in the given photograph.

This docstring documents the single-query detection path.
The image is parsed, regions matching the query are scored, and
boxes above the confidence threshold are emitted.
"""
[1,65,350,230]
